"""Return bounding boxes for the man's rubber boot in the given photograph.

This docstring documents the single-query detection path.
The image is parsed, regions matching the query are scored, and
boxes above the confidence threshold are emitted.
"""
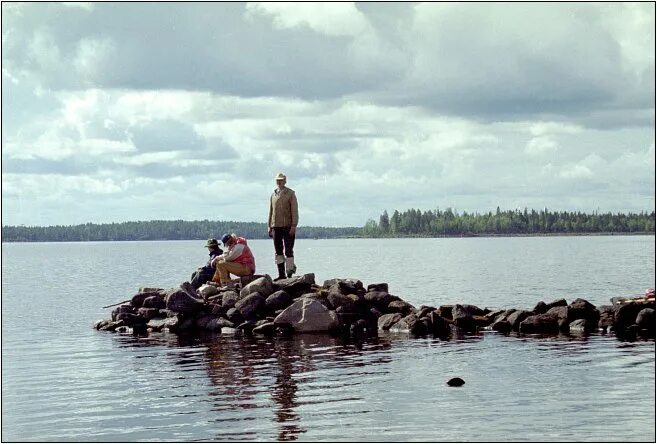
[276,263,286,281]
[285,257,296,278]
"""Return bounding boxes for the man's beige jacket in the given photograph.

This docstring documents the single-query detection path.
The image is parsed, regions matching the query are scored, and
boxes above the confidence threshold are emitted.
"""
[269,186,299,228]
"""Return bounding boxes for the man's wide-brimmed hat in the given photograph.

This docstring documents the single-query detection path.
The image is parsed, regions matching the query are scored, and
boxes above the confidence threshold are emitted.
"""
[275,173,286,181]
[205,238,219,248]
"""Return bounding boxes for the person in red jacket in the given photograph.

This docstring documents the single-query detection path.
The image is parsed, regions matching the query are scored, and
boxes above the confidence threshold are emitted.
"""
[211,233,256,285]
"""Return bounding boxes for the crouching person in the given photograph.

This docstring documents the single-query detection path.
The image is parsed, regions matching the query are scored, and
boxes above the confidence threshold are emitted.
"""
[211,233,256,286]
[190,238,224,289]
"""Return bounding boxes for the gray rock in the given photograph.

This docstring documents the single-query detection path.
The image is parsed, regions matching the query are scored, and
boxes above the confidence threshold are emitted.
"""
[322,278,363,293]
[99,320,125,331]
[252,322,276,336]
[111,304,134,321]
[147,316,180,331]
[636,308,655,333]
[142,295,166,309]
[452,304,477,332]
[221,291,240,308]
[387,300,415,315]
[568,298,600,326]
[492,320,512,334]
[506,310,533,331]
[274,298,339,332]
[569,318,594,334]
[389,314,419,333]
[207,317,234,331]
[115,325,133,334]
[165,288,204,314]
[519,312,560,334]
[367,283,388,293]
[235,292,266,320]
[195,315,215,329]
[328,292,356,310]
[226,307,244,325]
[198,284,220,298]
[377,313,403,331]
[240,275,274,299]
[94,319,110,330]
[429,311,452,338]
[115,312,141,325]
[221,327,238,335]
[364,291,400,308]
[137,307,160,319]
[545,298,568,310]
[447,377,465,387]
[265,290,293,312]
[532,301,548,314]
[598,305,615,331]
[272,274,315,297]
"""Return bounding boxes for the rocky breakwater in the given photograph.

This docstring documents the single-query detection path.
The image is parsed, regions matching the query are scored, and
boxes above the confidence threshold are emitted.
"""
[95,274,655,341]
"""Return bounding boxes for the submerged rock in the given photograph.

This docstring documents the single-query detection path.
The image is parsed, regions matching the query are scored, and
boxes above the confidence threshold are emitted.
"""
[447,377,465,387]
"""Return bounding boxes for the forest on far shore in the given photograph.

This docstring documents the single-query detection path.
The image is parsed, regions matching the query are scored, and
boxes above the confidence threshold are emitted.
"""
[361,207,655,237]
[2,207,654,242]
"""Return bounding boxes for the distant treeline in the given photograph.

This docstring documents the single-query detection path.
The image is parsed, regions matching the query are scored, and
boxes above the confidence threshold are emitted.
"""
[362,207,656,237]
[2,220,361,242]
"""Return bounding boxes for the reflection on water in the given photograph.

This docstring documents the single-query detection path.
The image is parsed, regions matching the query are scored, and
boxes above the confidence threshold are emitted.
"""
[113,332,395,441]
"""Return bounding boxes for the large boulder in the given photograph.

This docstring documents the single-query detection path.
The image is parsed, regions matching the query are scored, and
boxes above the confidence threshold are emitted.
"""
[532,301,548,314]
[569,318,595,334]
[429,311,452,338]
[568,298,600,326]
[272,274,315,297]
[492,319,512,334]
[115,312,141,325]
[131,288,166,308]
[235,292,266,320]
[507,310,533,331]
[240,275,274,299]
[327,292,356,310]
[545,298,568,310]
[598,305,615,332]
[137,307,160,319]
[388,300,415,315]
[364,291,400,309]
[636,308,655,335]
[111,304,135,321]
[452,304,477,332]
[546,305,570,331]
[165,288,205,314]
[147,316,180,331]
[198,284,220,298]
[367,283,389,293]
[389,314,419,333]
[322,278,363,292]
[377,313,402,331]
[221,291,240,308]
[613,301,654,335]
[274,298,339,333]
[519,312,560,334]
[142,295,166,309]
[265,290,293,312]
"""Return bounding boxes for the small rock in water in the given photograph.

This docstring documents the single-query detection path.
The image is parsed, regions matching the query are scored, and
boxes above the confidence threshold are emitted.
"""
[447,377,465,387]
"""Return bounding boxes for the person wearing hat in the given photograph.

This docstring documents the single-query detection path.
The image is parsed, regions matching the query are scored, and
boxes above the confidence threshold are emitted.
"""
[268,172,299,280]
[211,233,256,285]
[189,238,224,289]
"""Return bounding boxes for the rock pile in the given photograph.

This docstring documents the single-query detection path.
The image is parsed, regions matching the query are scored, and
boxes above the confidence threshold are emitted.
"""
[95,274,655,341]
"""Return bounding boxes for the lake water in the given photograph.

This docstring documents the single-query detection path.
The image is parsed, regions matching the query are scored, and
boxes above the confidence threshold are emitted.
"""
[2,236,655,441]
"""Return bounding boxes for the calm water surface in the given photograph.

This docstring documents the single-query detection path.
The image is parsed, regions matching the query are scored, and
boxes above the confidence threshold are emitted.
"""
[2,237,655,441]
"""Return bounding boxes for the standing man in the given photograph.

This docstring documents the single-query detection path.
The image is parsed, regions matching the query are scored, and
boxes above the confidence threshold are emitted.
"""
[268,172,299,280]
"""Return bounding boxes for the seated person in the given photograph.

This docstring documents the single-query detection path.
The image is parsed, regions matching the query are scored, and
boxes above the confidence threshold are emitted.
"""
[212,233,256,285]
[189,238,223,289]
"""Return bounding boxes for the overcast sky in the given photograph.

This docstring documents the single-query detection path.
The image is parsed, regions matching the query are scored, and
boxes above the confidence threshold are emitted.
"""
[2,2,655,227]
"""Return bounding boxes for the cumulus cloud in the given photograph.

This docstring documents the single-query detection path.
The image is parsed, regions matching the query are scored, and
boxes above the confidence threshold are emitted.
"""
[2,3,654,226]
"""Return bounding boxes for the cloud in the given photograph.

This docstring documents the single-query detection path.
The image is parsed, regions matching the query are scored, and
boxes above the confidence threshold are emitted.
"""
[245,2,372,37]
[2,3,654,226]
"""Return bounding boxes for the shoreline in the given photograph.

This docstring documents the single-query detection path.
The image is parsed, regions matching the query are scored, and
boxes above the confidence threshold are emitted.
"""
[2,231,654,243]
